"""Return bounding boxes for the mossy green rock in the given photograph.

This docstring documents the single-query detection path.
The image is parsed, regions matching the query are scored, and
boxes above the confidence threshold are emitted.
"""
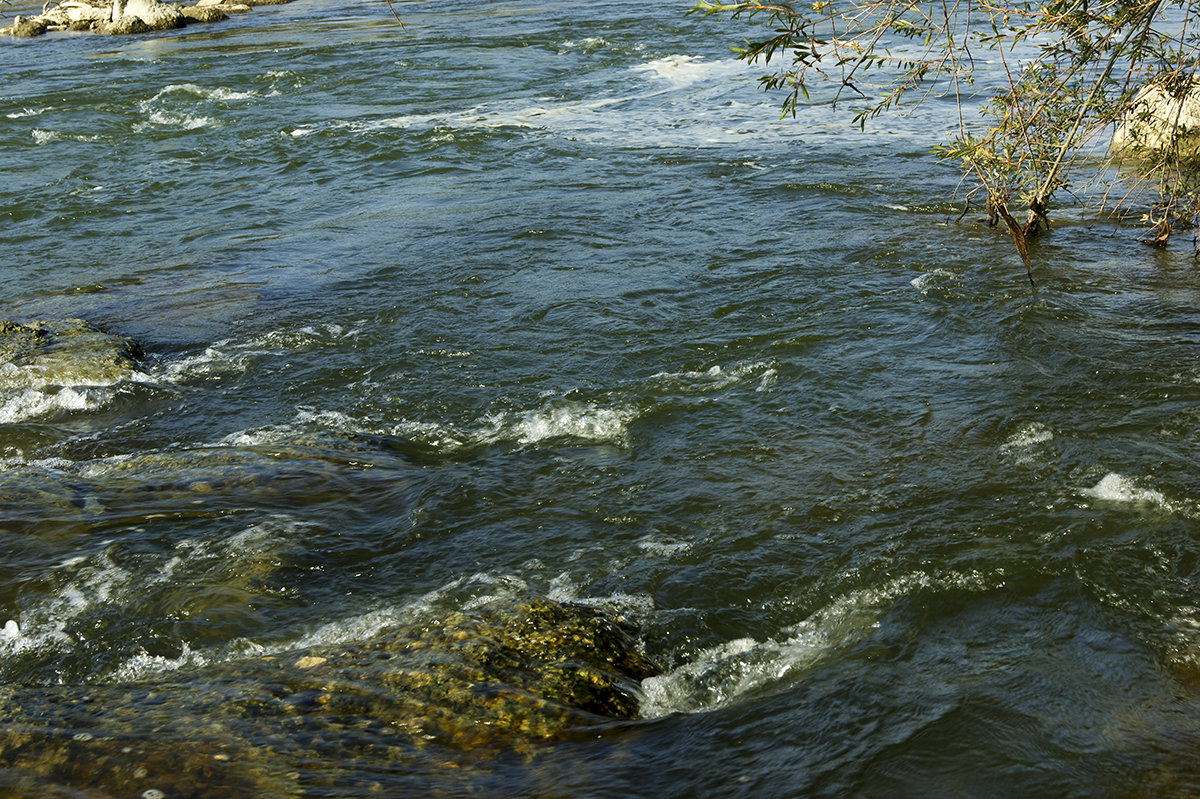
[0,597,658,797]
[0,319,145,389]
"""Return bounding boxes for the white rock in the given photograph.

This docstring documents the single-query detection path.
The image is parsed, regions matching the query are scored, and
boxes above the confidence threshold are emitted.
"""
[1112,81,1200,160]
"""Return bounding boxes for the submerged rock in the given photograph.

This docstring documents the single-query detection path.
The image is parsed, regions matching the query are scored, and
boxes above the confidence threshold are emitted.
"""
[0,318,145,390]
[0,597,658,797]
[1112,81,1200,161]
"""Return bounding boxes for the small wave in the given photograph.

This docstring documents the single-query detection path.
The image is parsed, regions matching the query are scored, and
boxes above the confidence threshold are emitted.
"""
[146,83,259,103]
[557,36,608,54]
[0,356,153,423]
[1001,422,1054,451]
[910,268,955,295]
[246,399,637,451]
[157,326,360,384]
[635,535,691,559]
[478,401,635,447]
[545,572,656,619]
[31,128,100,144]
[0,517,306,680]
[1084,472,1169,508]
[0,386,99,423]
[136,111,217,131]
[109,643,208,683]
[155,340,252,382]
[999,422,1054,464]
[133,83,257,133]
[651,360,778,395]
[632,55,750,88]
[0,454,74,473]
[640,569,999,718]
[6,107,47,118]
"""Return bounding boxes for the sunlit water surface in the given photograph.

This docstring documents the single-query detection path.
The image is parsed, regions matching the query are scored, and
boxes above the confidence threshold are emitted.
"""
[4,0,1200,795]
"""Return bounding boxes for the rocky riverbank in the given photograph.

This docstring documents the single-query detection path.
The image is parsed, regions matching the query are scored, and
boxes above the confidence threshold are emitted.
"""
[0,0,292,37]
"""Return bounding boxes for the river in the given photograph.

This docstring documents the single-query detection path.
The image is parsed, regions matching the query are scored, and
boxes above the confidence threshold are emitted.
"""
[3,0,1200,795]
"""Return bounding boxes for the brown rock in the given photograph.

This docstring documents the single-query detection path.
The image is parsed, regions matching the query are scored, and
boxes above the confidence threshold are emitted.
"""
[181,5,228,22]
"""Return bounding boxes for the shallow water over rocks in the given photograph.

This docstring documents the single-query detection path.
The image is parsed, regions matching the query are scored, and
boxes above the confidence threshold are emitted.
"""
[5,0,1200,795]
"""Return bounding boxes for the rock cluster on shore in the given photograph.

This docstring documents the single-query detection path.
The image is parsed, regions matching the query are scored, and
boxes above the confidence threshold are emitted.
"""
[0,0,292,37]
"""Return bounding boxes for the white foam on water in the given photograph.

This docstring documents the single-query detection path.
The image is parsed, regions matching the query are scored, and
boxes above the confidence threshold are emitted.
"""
[0,455,74,475]
[1084,473,1169,508]
[136,110,217,131]
[295,54,779,149]
[635,535,692,559]
[640,569,999,718]
[157,326,361,386]
[0,340,156,422]
[480,401,635,447]
[155,338,282,383]
[651,360,779,395]
[31,128,100,144]
[557,36,608,53]
[1002,422,1054,451]
[213,396,633,454]
[545,571,656,619]
[0,386,100,423]
[133,83,257,132]
[632,55,751,88]
[0,517,307,677]
[7,107,47,118]
[144,83,259,103]
[155,340,248,382]
[281,572,534,653]
[910,268,955,295]
[109,643,207,683]
[999,422,1055,465]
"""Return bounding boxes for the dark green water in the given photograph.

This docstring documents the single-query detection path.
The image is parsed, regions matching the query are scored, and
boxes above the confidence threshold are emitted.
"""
[4,0,1200,795]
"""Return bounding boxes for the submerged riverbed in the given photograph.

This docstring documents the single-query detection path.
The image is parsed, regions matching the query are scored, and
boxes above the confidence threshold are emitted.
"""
[4,0,1200,795]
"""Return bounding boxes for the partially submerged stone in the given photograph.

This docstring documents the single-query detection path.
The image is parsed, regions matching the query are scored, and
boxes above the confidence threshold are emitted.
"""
[0,318,145,390]
[180,4,227,22]
[0,597,658,796]
[1112,81,1200,161]
[4,16,48,37]
[0,431,426,538]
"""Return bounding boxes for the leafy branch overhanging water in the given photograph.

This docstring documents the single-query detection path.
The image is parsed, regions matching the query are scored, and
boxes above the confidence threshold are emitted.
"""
[696,0,1200,281]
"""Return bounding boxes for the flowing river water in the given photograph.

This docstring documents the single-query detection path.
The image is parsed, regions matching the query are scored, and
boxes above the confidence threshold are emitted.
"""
[4,0,1200,795]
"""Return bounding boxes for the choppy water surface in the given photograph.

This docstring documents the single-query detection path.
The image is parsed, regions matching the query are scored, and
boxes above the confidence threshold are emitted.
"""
[4,0,1200,795]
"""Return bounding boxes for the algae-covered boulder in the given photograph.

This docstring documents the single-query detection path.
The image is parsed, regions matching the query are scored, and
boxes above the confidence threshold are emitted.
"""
[0,597,658,797]
[0,319,145,390]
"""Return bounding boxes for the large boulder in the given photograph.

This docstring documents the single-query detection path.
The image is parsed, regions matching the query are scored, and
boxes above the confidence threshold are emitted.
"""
[1112,81,1200,160]
[97,0,185,33]
[0,597,658,797]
